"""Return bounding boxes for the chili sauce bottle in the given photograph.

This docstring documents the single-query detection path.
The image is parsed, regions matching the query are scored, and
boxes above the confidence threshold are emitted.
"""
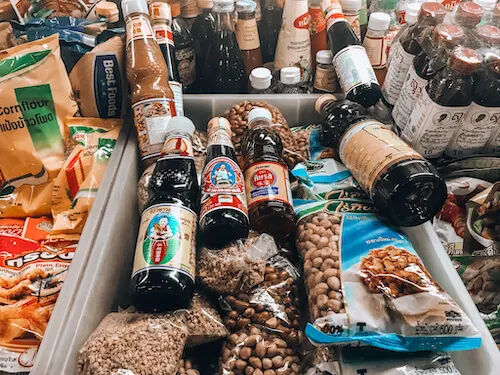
[324,2,382,108]
[402,47,483,159]
[235,0,263,77]
[131,116,200,312]
[382,2,446,106]
[242,108,295,244]
[392,24,465,132]
[199,117,249,248]
[191,0,215,92]
[316,95,446,227]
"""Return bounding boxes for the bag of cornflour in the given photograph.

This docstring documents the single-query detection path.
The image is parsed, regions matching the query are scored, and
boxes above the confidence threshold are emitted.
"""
[0,34,78,218]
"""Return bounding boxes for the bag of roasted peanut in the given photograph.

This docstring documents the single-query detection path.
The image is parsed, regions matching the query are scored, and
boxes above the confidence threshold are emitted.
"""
[0,34,78,218]
[291,124,336,161]
[295,199,481,352]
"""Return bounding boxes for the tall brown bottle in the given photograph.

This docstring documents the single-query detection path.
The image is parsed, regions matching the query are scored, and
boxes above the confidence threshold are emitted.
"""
[235,0,263,77]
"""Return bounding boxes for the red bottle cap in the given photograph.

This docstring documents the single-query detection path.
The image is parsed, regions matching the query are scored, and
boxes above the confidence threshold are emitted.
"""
[474,24,500,46]
[449,46,483,75]
[455,2,484,28]
[418,2,447,25]
[433,24,464,49]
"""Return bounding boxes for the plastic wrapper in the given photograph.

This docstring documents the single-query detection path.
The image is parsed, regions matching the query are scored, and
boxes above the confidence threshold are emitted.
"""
[198,233,278,295]
[435,156,500,183]
[291,125,336,162]
[304,347,340,375]
[295,199,481,352]
[186,290,229,347]
[78,311,189,375]
[177,356,201,375]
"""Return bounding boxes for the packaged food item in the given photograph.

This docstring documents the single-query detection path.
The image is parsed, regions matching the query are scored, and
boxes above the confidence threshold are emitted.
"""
[177,356,201,375]
[363,12,390,84]
[340,0,362,40]
[291,124,336,161]
[78,311,188,375]
[191,0,215,91]
[259,0,283,64]
[313,50,337,94]
[296,199,481,351]
[309,0,327,71]
[279,66,303,93]
[172,1,197,92]
[304,347,340,375]
[235,0,263,77]
[0,216,52,241]
[250,67,274,94]
[182,0,200,27]
[0,34,78,218]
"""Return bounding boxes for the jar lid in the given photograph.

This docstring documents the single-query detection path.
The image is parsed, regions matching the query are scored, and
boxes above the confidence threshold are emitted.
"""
[208,117,232,136]
[473,0,496,11]
[167,116,196,135]
[316,50,333,64]
[449,46,483,75]
[339,0,362,12]
[280,67,300,85]
[249,67,272,89]
[314,94,338,113]
[236,0,256,12]
[149,2,172,20]
[433,24,464,49]
[122,0,149,17]
[214,0,235,12]
[248,108,272,124]
[197,0,214,8]
[474,24,500,46]
[405,3,421,24]
[418,2,446,25]
[455,2,484,28]
[96,1,119,22]
[368,12,390,31]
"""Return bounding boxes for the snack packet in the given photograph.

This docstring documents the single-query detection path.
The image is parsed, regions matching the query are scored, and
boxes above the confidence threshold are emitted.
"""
[291,124,336,161]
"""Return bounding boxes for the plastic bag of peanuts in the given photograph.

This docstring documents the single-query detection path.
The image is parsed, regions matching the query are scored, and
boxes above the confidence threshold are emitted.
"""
[291,125,336,161]
[304,347,340,375]
[294,199,481,352]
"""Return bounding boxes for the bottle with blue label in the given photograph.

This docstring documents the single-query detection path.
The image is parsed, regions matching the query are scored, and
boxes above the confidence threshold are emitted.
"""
[131,116,200,312]
[199,117,249,248]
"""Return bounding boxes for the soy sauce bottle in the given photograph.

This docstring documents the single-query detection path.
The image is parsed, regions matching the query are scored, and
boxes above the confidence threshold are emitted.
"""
[242,108,295,244]
[259,0,283,63]
[172,1,197,93]
[316,95,446,227]
[131,116,200,312]
[191,0,215,92]
[199,117,249,248]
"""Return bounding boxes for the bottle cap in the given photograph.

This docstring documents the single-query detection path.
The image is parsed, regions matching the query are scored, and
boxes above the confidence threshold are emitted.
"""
[122,0,149,17]
[433,24,464,49]
[339,0,361,12]
[456,2,484,28]
[316,50,333,65]
[473,0,496,11]
[167,115,196,135]
[249,67,272,89]
[315,94,338,113]
[96,1,119,23]
[208,117,232,136]
[214,0,235,12]
[248,108,272,124]
[368,12,391,31]
[418,2,446,25]
[280,67,301,85]
[236,0,256,13]
[149,2,172,21]
[197,0,214,8]
[474,24,500,46]
[449,46,483,75]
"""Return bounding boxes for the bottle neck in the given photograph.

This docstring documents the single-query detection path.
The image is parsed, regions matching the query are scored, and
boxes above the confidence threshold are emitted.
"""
[215,11,235,32]
[238,11,256,20]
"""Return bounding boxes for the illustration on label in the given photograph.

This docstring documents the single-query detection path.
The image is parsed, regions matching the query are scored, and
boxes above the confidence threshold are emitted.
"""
[143,212,180,265]
[175,47,196,86]
[392,65,427,130]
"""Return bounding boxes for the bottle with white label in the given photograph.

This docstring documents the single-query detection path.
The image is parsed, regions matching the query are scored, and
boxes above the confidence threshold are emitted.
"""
[483,124,500,155]
[446,53,500,157]
[363,12,390,84]
[235,0,263,76]
[402,47,483,158]
[340,0,362,40]
[387,2,421,67]
[314,50,337,93]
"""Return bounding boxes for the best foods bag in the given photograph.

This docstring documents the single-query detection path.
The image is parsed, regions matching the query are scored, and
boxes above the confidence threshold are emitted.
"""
[0,34,78,217]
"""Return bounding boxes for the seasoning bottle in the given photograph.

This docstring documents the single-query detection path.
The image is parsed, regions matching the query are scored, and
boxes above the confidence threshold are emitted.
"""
[314,50,337,93]
[131,116,200,312]
[388,2,421,63]
[259,0,283,63]
[191,0,215,92]
[235,0,263,77]
[172,1,198,93]
[340,0,362,40]
[242,108,295,244]
[250,67,273,93]
[324,2,382,108]
[96,1,121,28]
[149,2,184,115]
[181,0,200,28]
[123,0,177,166]
[279,66,302,93]
[316,95,447,226]
[483,124,500,155]
[363,12,390,85]
[473,0,496,22]
[382,2,446,106]
[446,52,500,157]
[455,2,484,30]
[402,47,483,158]
[274,0,312,82]
[392,24,465,132]
[204,0,247,93]
[309,0,327,70]
[472,24,500,49]
[199,117,249,248]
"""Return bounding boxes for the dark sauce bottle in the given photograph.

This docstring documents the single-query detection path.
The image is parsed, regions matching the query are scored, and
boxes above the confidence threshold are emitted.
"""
[259,0,283,64]
[316,95,446,227]
[191,0,215,92]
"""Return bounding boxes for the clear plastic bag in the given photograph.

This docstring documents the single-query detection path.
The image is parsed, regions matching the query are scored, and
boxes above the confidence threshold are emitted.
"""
[304,347,340,375]
[291,125,336,162]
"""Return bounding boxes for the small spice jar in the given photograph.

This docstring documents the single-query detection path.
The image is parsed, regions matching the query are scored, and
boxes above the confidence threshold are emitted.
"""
[313,50,337,93]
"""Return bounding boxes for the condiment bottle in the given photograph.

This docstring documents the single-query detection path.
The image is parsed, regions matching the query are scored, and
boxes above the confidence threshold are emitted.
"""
[204,0,247,93]
[250,67,274,93]
[242,108,295,244]
[182,0,200,28]
[172,1,198,92]
[123,0,177,166]
[149,2,184,115]
[340,0,362,40]
[446,53,500,157]
[235,0,263,77]
[402,47,483,158]
[371,0,400,52]
[392,24,465,131]
[483,124,500,155]
[316,95,447,226]
[259,0,283,63]
[279,66,302,93]
[363,12,390,85]
[314,50,337,93]
[389,2,421,62]
[131,116,200,312]
[473,0,496,22]
[96,1,121,28]
[191,0,215,92]
[309,0,328,70]
[199,117,249,248]
[324,2,382,107]
[471,23,500,49]
[382,2,446,106]
[455,1,484,30]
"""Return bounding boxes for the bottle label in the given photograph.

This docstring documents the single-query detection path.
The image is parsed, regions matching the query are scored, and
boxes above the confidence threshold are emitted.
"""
[445,102,500,157]
[200,157,248,221]
[175,46,196,86]
[339,120,423,196]
[382,43,414,105]
[344,13,361,40]
[126,14,154,45]
[309,7,326,35]
[153,23,174,46]
[160,134,194,159]
[363,35,387,68]
[235,18,260,51]
[132,203,197,280]
[132,98,177,161]
[333,45,379,96]
[208,128,233,147]
[484,126,500,155]
[244,162,292,209]
[169,81,184,116]
[402,89,469,158]
[392,64,427,131]
[314,66,337,92]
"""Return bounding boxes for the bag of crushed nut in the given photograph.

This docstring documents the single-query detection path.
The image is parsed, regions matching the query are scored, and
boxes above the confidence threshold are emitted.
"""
[291,124,336,162]
[295,199,481,352]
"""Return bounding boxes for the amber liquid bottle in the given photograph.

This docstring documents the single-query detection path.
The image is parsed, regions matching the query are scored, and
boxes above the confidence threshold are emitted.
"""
[235,0,263,77]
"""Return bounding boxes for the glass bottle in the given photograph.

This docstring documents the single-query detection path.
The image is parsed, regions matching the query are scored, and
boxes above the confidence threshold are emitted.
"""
[191,0,216,92]
[389,2,421,61]
[259,0,283,63]
[470,23,500,49]
[204,0,247,93]
[473,0,496,23]
[181,0,200,28]
[279,66,302,93]
[363,12,390,85]
[309,0,327,70]
[340,0,362,40]
[250,67,274,93]
[235,0,263,77]
[314,50,337,93]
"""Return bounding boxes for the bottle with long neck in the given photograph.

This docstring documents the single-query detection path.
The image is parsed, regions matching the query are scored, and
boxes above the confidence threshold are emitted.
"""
[123,0,176,166]
[309,0,327,70]
[235,0,263,77]
[259,0,283,64]
[181,0,200,28]
[191,0,215,92]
